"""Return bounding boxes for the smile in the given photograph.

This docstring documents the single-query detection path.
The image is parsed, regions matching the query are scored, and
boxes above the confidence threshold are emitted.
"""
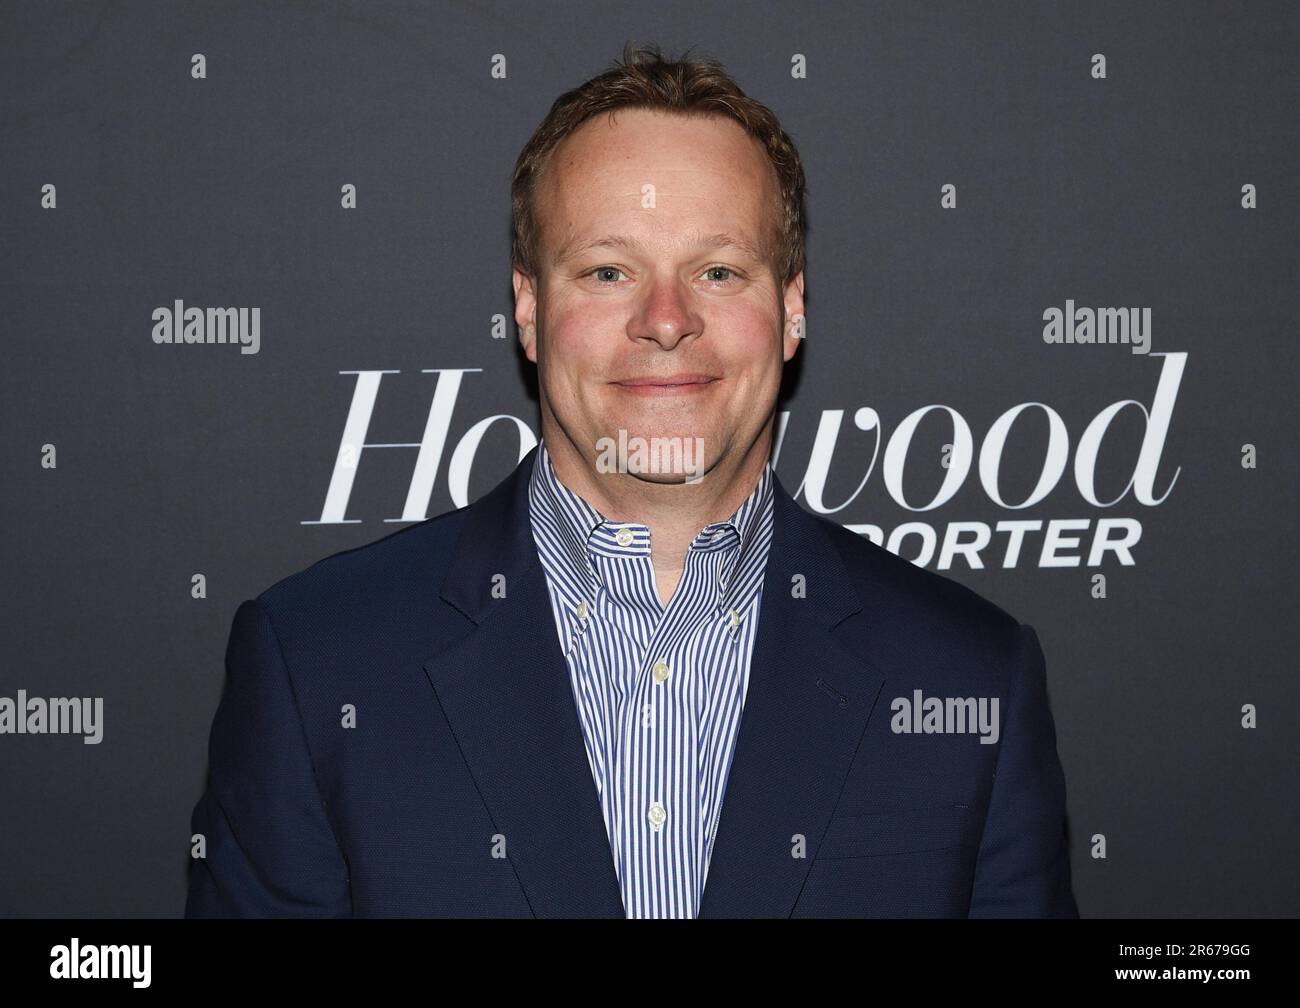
[612,376,720,396]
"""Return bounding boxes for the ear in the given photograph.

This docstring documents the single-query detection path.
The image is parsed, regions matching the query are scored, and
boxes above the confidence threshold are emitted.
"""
[782,270,805,362]
[513,268,539,363]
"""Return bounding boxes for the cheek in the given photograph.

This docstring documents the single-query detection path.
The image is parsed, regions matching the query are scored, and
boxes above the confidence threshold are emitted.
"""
[538,303,612,391]
[546,298,630,370]
[716,304,783,369]
[546,293,617,349]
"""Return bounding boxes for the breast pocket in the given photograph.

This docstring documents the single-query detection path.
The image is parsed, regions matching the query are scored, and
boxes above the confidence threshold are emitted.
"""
[815,804,977,860]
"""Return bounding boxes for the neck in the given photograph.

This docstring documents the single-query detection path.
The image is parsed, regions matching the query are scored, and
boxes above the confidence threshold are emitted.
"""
[542,425,773,580]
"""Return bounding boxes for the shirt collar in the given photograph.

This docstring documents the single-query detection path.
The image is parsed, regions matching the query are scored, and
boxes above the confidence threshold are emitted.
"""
[528,437,773,614]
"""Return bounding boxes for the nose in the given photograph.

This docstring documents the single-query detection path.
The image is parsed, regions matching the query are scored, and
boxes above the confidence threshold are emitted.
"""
[626,274,704,350]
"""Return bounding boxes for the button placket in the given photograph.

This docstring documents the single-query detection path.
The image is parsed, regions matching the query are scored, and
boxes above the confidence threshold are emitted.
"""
[565,596,593,656]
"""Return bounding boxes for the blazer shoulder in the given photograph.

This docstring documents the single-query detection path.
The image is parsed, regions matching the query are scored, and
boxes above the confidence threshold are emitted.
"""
[254,503,471,618]
[809,512,1026,656]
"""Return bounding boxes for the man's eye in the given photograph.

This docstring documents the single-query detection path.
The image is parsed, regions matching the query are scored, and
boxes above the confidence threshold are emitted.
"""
[586,265,739,284]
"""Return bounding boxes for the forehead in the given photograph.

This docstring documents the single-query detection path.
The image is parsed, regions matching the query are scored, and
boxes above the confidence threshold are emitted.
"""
[536,108,778,260]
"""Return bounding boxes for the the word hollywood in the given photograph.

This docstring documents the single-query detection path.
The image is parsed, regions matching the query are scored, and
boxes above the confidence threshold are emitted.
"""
[302,353,1186,572]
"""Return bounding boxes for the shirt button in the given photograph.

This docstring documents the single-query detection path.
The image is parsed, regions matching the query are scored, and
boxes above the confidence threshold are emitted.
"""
[576,600,588,620]
[728,609,740,628]
[647,803,667,830]
[615,527,634,547]
[652,659,670,683]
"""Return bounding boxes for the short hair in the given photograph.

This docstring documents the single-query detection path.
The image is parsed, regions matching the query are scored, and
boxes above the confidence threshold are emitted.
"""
[511,41,808,288]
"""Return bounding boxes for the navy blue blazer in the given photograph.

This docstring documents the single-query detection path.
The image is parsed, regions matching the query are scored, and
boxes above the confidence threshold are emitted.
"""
[186,444,1078,918]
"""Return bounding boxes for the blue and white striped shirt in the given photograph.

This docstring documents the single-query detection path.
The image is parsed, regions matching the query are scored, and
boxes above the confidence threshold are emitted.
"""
[527,439,775,918]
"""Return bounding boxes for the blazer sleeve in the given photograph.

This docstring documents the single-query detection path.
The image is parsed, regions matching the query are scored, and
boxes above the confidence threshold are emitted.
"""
[968,622,1079,918]
[185,598,353,917]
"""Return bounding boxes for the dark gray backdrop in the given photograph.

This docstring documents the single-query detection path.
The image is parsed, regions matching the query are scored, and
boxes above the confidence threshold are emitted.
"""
[2,0,1296,917]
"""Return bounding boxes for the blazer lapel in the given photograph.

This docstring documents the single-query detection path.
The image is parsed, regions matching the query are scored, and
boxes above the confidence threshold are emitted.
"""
[423,445,885,919]
[698,478,885,917]
[423,445,625,918]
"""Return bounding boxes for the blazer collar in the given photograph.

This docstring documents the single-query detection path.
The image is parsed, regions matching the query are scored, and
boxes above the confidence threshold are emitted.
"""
[426,443,884,917]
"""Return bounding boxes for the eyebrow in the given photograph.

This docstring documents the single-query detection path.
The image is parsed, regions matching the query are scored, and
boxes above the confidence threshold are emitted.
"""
[553,230,767,267]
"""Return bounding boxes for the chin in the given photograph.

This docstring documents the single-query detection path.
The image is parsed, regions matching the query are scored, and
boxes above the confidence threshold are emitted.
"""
[589,426,715,482]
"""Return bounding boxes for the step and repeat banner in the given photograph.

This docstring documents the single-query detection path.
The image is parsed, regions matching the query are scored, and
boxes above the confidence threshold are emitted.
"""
[2,1,1296,918]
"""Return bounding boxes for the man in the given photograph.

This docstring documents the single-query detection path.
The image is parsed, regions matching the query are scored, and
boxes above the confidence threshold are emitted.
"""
[186,43,1078,918]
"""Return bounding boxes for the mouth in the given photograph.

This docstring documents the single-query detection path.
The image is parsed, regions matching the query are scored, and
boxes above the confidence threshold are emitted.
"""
[611,375,720,395]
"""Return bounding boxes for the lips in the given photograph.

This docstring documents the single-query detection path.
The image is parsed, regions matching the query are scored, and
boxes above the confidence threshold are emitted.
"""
[613,374,718,387]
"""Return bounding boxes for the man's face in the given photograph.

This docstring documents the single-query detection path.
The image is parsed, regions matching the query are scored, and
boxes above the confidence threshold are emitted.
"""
[514,107,804,484]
